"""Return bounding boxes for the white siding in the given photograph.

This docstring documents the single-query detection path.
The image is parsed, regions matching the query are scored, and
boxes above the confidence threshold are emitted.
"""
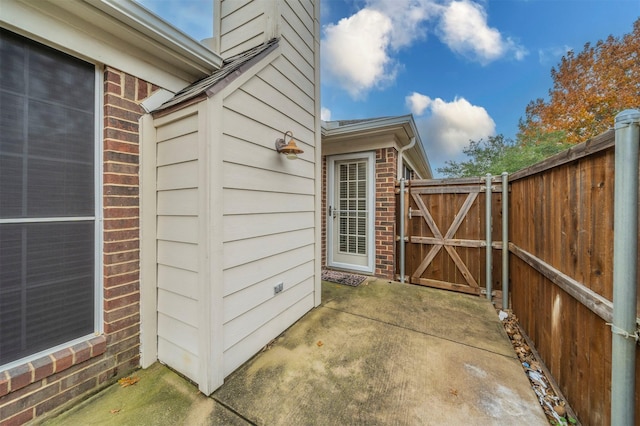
[219,0,267,58]
[148,0,318,390]
[219,0,318,376]
[154,106,202,383]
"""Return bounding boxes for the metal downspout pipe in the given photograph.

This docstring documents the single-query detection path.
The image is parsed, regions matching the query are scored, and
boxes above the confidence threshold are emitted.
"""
[399,178,406,283]
[398,138,416,284]
[485,174,492,301]
[611,109,640,426]
[502,172,509,309]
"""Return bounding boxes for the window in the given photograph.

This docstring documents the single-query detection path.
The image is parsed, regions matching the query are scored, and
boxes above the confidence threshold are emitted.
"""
[0,29,99,367]
[403,164,414,180]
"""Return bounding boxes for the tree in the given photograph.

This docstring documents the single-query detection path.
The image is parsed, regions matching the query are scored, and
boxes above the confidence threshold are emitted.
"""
[439,19,639,178]
[519,19,640,144]
[438,132,570,178]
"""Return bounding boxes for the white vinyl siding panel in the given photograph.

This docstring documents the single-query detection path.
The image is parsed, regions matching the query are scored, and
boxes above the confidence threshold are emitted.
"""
[157,264,198,300]
[223,228,314,270]
[156,189,198,216]
[271,55,314,99]
[223,293,314,376]
[223,189,314,215]
[282,0,313,50]
[224,89,314,145]
[157,288,198,328]
[157,216,199,244]
[223,277,313,350]
[218,0,318,375]
[157,337,199,381]
[223,260,313,323]
[222,135,314,179]
[257,65,314,116]
[241,76,314,130]
[223,212,313,242]
[220,0,263,34]
[154,107,202,383]
[223,245,315,296]
[219,0,266,58]
[156,132,199,166]
[223,162,314,194]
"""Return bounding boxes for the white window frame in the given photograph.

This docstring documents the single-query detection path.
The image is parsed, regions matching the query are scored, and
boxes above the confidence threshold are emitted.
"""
[326,152,375,274]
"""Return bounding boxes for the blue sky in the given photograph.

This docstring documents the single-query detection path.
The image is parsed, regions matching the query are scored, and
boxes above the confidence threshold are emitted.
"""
[138,0,638,175]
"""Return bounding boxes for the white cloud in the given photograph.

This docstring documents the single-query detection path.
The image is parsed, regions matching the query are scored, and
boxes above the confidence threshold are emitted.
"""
[411,94,495,170]
[323,1,527,99]
[538,45,572,65]
[321,0,438,99]
[365,0,436,49]
[406,92,432,116]
[321,8,396,98]
[437,0,526,64]
[321,107,332,121]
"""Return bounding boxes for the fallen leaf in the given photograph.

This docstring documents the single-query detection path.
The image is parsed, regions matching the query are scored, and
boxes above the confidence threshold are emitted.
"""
[316,341,324,347]
[449,388,458,397]
[118,376,140,387]
[110,409,121,414]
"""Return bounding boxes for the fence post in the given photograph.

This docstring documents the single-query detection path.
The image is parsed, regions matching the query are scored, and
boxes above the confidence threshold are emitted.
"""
[485,173,492,301]
[612,109,640,426]
[501,172,509,309]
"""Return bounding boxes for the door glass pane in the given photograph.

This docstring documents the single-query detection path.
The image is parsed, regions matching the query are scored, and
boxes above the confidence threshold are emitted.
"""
[337,159,368,255]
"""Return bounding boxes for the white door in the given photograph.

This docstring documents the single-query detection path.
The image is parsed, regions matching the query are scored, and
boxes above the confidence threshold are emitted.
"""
[327,152,375,273]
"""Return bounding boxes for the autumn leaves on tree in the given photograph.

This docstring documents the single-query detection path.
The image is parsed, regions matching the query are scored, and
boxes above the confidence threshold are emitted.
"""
[439,18,640,178]
[519,18,640,144]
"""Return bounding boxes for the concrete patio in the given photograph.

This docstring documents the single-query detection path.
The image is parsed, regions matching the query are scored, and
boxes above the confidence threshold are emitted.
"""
[39,279,547,425]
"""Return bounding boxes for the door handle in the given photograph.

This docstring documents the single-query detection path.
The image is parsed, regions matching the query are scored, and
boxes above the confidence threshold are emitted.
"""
[329,205,333,217]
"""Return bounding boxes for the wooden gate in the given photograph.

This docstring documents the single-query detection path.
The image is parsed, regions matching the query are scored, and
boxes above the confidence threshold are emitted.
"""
[398,177,504,300]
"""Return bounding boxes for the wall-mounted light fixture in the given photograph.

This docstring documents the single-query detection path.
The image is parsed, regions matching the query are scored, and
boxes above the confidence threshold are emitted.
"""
[275,130,303,160]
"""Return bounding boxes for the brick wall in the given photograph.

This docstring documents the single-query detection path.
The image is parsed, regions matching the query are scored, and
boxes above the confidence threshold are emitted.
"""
[374,148,397,279]
[321,148,398,280]
[0,67,156,426]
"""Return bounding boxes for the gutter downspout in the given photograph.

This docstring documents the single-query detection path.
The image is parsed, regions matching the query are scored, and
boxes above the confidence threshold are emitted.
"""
[399,178,406,283]
[611,109,640,426]
[398,138,416,284]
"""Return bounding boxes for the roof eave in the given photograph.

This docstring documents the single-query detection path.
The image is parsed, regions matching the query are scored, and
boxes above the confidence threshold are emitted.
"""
[86,0,223,71]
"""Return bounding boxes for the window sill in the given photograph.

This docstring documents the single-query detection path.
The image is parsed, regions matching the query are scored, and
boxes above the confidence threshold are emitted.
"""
[0,335,107,397]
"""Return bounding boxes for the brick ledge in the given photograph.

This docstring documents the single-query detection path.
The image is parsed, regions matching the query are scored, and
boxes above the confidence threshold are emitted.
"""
[0,335,107,397]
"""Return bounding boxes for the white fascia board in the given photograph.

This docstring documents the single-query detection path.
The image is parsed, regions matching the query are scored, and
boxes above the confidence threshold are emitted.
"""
[87,0,222,70]
[322,115,414,137]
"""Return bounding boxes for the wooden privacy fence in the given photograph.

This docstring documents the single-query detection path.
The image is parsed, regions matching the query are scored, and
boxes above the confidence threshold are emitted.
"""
[396,128,640,425]
[508,129,639,425]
